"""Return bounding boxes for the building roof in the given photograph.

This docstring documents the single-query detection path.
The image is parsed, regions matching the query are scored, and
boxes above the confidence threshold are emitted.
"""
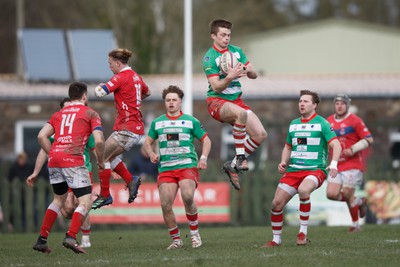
[0,73,399,101]
[241,19,400,74]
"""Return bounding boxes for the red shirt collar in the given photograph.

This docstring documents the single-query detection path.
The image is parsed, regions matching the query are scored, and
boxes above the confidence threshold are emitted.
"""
[212,45,228,54]
[301,113,317,123]
[166,111,184,120]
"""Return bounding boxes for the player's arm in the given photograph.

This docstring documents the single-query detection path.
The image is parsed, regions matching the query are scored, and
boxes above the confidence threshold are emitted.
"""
[26,149,47,187]
[197,135,211,170]
[344,136,373,157]
[142,84,151,100]
[243,62,257,79]
[143,136,159,163]
[207,63,246,94]
[142,91,151,100]
[92,130,105,170]
[94,83,110,98]
[278,144,292,174]
[37,123,54,154]
[327,138,342,178]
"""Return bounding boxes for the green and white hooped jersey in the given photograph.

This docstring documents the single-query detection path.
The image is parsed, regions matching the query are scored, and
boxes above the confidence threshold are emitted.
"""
[202,44,248,101]
[286,114,337,174]
[147,113,207,173]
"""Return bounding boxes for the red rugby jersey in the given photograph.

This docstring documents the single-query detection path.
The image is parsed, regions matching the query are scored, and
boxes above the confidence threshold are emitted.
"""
[104,67,150,134]
[47,103,102,168]
[327,113,372,172]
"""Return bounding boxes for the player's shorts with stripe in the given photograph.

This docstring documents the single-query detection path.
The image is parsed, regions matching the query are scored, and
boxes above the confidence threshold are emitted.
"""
[278,169,326,196]
[328,169,363,188]
[157,167,200,187]
[206,97,251,123]
[111,130,143,151]
[48,165,91,189]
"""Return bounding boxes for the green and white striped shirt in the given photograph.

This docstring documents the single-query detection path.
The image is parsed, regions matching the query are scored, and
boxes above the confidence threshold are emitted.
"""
[286,114,337,174]
[202,44,249,101]
[147,112,207,173]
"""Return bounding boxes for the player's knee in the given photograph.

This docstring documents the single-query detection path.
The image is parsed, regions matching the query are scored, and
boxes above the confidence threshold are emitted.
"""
[181,196,194,207]
[61,207,74,219]
[238,109,248,122]
[271,198,284,210]
[326,185,341,200]
[258,130,268,143]
[297,188,311,199]
[326,191,339,200]
[161,202,173,213]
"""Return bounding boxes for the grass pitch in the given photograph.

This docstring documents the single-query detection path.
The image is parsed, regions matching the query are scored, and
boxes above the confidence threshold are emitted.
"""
[0,224,399,267]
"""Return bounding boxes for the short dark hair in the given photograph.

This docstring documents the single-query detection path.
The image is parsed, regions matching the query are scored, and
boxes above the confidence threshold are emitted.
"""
[162,85,184,100]
[59,97,71,108]
[109,48,133,64]
[300,90,320,105]
[209,19,232,35]
[68,82,87,101]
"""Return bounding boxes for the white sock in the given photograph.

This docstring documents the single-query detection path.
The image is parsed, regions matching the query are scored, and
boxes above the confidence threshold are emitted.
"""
[299,225,308,235]
[272,234,281,244]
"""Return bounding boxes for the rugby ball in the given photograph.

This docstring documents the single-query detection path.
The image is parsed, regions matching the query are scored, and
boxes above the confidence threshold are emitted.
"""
[219,51,238,75]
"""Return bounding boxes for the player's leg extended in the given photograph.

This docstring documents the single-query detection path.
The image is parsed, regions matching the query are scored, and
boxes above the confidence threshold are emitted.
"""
[219,102,249,171]
[244,111,268,158]
[80,215,91,248]
[60,190,76,219]
[343,186,364,232]
[159,182,182,249]
[263,185,293,247]
[110,131,142,203]
[296,176,319,245]
[63,190,92,254]
[33,183,68,253]
[92,136,121,209]
[179,179,202,248]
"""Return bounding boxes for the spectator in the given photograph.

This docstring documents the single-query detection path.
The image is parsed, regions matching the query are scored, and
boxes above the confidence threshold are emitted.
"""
[8,152,33,182]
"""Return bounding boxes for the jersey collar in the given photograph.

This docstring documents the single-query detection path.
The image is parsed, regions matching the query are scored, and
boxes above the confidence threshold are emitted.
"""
[301,112,317,123]
[212,45,228,54]
[120,66,132,73]
[166,111,184,120]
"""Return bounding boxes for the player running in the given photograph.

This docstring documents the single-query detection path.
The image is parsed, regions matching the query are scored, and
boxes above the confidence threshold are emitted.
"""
[32,82,105,254]
[27,98,96,248]
[326,94,373,232]
[142,85,211,249]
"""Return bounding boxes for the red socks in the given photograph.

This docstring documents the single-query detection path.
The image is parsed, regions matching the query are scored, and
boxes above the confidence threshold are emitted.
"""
[99,168,112,197]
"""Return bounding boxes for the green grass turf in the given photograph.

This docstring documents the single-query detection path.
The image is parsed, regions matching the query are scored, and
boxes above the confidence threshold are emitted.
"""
[0,224,399,267]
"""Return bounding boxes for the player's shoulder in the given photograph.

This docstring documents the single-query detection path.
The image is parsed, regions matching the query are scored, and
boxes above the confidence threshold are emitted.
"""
[290,117,302,125]
[315,114,331,124]
[348,112,364,122]
[228,44,242,51]
[181,113,200,122]
[85,106,100,117]
[153,114,168,122]
[203,47,219,61]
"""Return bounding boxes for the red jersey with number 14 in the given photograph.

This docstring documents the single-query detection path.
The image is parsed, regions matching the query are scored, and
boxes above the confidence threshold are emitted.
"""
[47,103,103,168]
[105,67,149,134]
[327,113,372,172]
